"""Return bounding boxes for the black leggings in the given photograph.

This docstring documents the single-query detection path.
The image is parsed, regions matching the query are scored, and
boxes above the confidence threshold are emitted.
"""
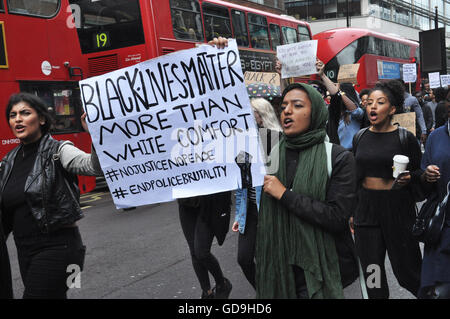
[237,202,257,289]
[179,204,225,292]
[14,227,86,299]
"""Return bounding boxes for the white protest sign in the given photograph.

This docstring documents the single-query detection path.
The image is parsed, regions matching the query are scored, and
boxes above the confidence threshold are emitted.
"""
[276,40,318,79]
[440,74,450,87]
[402,63,417,83]
[428,72,441,88]
[79,40,267,208]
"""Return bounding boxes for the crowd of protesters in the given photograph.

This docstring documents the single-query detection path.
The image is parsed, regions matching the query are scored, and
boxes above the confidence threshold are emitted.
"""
[1,37,449,299]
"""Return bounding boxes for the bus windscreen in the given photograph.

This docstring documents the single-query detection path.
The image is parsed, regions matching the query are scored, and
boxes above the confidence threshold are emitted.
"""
[68,0,145,54]
[324,36,412,82]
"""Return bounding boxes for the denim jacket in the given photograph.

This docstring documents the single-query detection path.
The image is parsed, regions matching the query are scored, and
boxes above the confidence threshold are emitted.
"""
[234,186,262,234]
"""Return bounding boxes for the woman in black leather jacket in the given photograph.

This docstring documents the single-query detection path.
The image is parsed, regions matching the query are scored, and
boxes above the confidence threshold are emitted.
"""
[0,92,102,299]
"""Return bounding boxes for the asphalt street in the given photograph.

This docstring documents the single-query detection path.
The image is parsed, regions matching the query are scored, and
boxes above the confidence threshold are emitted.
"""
[6,189,419,299]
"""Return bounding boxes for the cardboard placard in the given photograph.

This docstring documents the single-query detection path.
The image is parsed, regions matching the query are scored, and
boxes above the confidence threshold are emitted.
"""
[391,113,416,136]
[244,71,280,86]
[337,64,360,84]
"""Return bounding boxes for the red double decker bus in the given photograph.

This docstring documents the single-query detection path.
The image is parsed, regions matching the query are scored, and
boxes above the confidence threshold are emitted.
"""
[0,0,98,192]
[313,28,420,92]
[65,0,312,75]
[0,0,311,193]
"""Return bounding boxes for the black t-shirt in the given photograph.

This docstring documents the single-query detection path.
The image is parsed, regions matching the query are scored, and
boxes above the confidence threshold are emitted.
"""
[2,140,42,238]
[354,129,422,183]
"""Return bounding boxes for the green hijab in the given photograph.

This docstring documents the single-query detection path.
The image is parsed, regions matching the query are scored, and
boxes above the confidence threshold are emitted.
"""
[255,83,343,299]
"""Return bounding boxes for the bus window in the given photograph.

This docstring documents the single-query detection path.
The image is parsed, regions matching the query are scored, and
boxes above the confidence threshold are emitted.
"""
[282,26,297,44]
[248,13,270,50]
[298,25,311,41]
[399,43,410,59]
[336,40,359,65]
[367,36,411,59]
[202,3,232,41]
[68,0,145,54]
[170,0,204,42]
[0,1,4,12]
[324,35,414,82]
[20,83,83,134]
[269,24,281,49]
[324,38,365,82]
[8,0,59,18]
[231,9,249,47]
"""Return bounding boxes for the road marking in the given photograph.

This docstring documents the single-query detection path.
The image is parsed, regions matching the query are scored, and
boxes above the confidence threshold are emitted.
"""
[80,191,109,204]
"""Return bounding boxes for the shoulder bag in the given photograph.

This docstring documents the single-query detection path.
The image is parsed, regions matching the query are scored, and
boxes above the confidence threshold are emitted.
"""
[412,181,450,245]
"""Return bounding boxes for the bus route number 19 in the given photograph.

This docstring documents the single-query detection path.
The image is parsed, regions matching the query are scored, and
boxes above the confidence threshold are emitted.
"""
[94,32,110,49]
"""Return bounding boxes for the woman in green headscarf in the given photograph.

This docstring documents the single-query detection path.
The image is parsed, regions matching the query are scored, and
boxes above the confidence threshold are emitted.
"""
[255,83,358,299]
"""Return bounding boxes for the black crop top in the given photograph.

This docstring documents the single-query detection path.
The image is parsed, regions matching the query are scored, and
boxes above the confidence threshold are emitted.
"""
[354,129,422,183]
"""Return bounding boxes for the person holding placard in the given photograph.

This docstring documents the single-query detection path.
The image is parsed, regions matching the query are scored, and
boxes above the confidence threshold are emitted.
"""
[0,92,103,299]
[177,191,233,299]
[399,80,427,143]
[352,80,424,299]
[176,36,233,300]
[255,82,358,299]
[316,60,364,150]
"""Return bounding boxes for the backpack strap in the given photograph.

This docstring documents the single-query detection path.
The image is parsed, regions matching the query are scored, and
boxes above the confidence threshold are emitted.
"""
[398,126,410,156]
[352,127,370,155]
[324,141,333,178]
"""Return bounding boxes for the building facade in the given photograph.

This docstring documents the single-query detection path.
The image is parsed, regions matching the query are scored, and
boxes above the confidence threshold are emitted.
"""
[285,0,450,49]
[225,0,285,14]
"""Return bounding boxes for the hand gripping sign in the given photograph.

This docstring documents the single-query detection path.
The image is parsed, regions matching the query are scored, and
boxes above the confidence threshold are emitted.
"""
[79,40,267,209]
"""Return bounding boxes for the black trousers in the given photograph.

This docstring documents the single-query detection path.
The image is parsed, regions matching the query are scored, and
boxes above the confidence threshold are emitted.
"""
[14,227,86,299]
[354,188,422,299]
[237,202,257,289]
[355,225,422,299]
[179,204,224,292]
[0,225,13,299]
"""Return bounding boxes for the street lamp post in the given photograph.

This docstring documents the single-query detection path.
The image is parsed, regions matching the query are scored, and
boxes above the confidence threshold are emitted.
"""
[434,6,438,29]
[346,0,350,27]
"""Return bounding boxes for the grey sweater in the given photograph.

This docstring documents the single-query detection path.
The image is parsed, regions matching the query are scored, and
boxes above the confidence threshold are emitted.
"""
[58,141,103,176]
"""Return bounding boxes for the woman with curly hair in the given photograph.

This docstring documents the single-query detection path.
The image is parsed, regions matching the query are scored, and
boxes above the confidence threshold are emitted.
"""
[352,80,423,299]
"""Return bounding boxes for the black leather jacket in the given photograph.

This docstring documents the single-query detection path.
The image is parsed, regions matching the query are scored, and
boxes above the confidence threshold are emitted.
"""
[0,134,83,234]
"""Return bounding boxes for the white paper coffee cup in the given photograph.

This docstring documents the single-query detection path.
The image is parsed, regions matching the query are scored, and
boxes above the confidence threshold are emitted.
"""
[393,155,409,178]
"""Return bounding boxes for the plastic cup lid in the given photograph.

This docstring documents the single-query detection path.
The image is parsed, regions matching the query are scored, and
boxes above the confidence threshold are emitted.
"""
[393,155,409,164]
